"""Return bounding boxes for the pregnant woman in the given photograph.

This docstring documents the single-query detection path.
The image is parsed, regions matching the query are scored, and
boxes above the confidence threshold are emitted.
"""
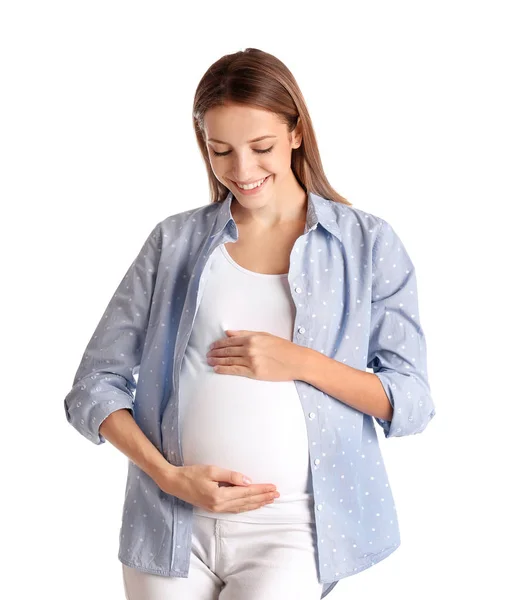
[64,47,436,600]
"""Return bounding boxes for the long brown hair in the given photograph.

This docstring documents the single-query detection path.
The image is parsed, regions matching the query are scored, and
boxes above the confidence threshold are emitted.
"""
[192,48,352,207]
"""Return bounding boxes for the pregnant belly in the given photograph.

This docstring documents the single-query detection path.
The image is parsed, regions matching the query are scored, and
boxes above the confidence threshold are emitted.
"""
[180,370,312,496]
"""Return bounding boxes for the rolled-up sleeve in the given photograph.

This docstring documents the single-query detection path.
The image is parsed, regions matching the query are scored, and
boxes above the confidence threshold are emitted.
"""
[63,221,162,445]
[367,218,436,438]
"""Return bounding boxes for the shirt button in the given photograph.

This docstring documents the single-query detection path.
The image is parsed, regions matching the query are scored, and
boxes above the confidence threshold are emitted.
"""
[309,412,315,419]
[298,326,306,334]
[314,458,320,465]
[317,504,323,511]
[295,287,302,293]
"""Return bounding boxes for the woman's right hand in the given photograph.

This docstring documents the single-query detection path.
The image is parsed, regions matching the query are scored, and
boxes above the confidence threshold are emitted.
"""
[158,464,280,514]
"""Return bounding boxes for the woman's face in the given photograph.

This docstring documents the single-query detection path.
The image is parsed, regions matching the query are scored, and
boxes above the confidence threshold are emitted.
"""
[203,102,302,204]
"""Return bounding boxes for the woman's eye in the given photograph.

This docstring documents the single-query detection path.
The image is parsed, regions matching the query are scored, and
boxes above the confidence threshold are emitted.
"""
[212,146,273,157]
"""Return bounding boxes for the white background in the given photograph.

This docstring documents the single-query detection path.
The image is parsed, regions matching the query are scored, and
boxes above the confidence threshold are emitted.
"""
[1,1,528,598]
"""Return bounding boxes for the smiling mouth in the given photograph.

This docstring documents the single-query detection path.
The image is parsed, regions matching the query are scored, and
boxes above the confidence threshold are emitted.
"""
[233,175,270,190]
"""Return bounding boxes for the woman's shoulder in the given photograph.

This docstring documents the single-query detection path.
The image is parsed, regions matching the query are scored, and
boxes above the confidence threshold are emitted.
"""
[155,201,222,238]
[322,196,387,244]
[161,201,219,226]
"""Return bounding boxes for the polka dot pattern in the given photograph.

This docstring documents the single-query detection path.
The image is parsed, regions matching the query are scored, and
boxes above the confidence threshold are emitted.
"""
[63,190,435,599]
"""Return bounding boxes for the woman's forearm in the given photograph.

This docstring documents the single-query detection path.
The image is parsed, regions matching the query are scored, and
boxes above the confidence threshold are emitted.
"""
[99,408,176,487]
[298,347,394,421]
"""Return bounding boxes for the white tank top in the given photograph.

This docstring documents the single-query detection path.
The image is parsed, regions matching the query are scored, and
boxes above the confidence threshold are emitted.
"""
[180,242,315,523]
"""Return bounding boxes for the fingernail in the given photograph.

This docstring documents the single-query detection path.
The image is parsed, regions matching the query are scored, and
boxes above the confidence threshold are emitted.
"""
[242,476,252,485]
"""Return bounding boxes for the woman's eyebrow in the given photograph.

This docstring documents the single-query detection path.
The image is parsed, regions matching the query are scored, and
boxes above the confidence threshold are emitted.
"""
[207,135,277,144]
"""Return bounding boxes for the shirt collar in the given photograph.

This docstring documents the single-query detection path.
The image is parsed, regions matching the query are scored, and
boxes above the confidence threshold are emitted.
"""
[211,190,342,242]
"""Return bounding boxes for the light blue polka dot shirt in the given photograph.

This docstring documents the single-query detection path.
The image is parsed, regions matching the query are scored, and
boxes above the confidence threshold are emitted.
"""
[64,190,436,599]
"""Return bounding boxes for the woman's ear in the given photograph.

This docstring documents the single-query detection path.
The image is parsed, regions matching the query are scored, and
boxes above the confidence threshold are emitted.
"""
[292,117,303,149]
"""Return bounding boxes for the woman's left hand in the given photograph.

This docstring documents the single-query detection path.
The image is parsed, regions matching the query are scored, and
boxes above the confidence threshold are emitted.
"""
[206,330,308,381]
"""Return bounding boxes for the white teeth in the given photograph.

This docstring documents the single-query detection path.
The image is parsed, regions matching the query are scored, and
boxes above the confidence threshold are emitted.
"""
[236,176,268,190]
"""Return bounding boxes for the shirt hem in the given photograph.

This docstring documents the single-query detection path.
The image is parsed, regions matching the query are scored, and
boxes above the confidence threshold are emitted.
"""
[118,539,400,583]
[320,540,401,587]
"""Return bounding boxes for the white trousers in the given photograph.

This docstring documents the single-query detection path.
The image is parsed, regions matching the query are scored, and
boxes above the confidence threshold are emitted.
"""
[122,513,324,600]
